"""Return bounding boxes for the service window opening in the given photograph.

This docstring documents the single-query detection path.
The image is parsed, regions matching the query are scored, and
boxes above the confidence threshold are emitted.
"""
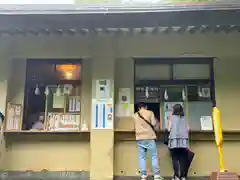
[134,57,215,131]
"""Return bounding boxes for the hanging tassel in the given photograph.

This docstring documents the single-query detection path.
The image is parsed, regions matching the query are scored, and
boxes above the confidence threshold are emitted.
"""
[56,85,61,96]
[45,86,49,96]
[145,87,149,98]
[182,88,186,101]
[198,87,202,97]
[164,89,168,101]
[34,84,40,95]
[63,84,69,94]
[64,84,73,95]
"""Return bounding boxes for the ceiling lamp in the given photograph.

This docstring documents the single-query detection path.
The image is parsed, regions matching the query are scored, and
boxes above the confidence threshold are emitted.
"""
[56,64,79,80]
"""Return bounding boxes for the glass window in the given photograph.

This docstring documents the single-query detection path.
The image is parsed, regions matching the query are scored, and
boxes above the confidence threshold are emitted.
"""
[135,64,171,81]
[173,64,210,80]
[187,85,211,101]
[160,86,184,102]
[22,60,82,131]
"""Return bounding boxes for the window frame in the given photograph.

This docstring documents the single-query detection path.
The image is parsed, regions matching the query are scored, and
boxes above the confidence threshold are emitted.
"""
[134,57,215,104]
[25,59,82,86]
[23,59,83,130]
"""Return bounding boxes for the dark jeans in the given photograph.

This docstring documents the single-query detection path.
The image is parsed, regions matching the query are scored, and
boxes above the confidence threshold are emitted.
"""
[170,148,188,178]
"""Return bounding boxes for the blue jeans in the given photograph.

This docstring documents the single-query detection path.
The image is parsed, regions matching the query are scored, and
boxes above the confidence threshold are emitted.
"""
[137,139,160,177]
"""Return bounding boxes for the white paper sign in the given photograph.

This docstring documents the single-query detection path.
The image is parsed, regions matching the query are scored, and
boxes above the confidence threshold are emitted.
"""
[116,103,131,117]
[116,88,132,117]
[118,88,130,104]
[200,116,213,130]
[96,79,111,100]
[53,94,65,109]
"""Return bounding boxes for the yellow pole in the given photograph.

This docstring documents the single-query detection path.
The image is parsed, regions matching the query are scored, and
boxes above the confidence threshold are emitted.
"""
[212,107,225,172]
[218,146,224,172]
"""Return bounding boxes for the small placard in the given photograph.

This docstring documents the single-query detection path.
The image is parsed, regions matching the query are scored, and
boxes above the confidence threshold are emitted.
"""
[200,116,213,130]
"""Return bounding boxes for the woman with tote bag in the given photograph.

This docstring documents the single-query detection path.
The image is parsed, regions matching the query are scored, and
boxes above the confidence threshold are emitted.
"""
[167,104,189,180]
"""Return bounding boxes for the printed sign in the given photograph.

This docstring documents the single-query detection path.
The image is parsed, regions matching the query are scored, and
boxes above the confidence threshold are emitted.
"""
[46,113,80,131]
[92,99,113,129]
[96,79,111,100]
[116,88,132,117]
[200,116,213,130]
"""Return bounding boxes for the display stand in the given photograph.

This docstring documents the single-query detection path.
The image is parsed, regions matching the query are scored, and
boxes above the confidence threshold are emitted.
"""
[44,84,82,132]
[5,103,23,131]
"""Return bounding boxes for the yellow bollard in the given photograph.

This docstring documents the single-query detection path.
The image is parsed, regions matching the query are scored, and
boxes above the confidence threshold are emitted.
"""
[212,107,225,172]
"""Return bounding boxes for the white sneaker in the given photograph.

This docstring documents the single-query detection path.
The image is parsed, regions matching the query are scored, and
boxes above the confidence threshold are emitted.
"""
[175,177,180,180]
[154,175,164,180]
[141,175,147,180]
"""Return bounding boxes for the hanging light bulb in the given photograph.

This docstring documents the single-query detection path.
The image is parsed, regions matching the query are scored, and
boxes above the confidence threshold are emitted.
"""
[45,86,49,96]
[164,89,168,101]
[34,84,40,95]
[145,87,149,98]
[56,85,61,96]
[182,88,186,101]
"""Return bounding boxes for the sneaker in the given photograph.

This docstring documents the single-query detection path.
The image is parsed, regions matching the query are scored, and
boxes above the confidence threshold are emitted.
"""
[154,175,164,180]
[181,177,187,180]
[174,177,180,180]
[141,175,147,180]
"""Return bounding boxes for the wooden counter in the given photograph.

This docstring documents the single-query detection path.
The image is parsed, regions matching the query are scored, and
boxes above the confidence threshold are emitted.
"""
[114,129,240,141]
[4,130,90,142]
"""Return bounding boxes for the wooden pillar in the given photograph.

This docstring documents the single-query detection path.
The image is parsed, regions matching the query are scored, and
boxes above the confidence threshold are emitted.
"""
[89,36,116,180]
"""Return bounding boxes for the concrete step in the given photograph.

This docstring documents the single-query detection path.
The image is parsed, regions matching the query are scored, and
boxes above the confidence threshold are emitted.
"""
[0,171,209,180]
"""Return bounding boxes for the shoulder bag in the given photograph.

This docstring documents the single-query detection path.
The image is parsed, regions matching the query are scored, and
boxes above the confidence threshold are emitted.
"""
[137,112,156,136]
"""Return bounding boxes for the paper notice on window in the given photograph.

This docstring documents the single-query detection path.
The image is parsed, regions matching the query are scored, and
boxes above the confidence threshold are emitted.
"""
[200,116,213,130]
[53,94,65,109]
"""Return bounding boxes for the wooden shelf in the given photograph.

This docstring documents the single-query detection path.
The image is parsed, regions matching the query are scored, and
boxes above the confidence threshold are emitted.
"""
[114,129,240,141]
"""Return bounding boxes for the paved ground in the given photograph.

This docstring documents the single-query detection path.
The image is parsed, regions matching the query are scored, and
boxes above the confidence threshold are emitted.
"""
[0,171,209,180]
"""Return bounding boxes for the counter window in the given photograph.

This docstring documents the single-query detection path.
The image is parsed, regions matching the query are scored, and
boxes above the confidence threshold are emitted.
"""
[21,59,82,131]
[134,58,215,131]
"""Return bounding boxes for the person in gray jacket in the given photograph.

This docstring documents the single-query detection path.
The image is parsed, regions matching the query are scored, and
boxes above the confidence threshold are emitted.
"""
[168,104,189,180]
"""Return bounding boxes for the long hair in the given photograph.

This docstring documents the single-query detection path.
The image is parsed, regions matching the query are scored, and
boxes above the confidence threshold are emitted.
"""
[172,104,184,117]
